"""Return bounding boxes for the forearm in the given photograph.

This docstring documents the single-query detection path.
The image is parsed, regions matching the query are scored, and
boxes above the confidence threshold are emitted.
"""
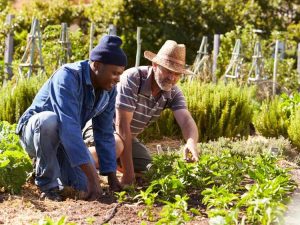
[80,162,99,183]
[182,117,198,144]
[119,132,135,178]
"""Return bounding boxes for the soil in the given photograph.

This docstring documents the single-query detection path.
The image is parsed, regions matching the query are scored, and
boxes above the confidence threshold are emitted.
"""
[0,138,208,225]
[0,138,299,225]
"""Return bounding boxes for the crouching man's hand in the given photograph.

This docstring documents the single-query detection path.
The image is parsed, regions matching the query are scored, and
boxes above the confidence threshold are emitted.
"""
[80,163,102,201]
[183,139,199,162]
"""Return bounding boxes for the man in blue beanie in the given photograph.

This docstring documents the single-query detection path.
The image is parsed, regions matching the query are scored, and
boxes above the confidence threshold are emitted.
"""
[16,35,127,201]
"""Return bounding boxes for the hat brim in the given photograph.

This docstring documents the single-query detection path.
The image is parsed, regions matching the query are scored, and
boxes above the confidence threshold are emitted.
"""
[144,51,194,75]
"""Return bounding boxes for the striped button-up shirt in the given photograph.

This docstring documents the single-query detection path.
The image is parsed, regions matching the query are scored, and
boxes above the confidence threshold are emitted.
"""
[116,66,187,136]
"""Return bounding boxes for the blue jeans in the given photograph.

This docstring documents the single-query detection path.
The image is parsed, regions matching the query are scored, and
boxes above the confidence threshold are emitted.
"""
[19,111,91,192]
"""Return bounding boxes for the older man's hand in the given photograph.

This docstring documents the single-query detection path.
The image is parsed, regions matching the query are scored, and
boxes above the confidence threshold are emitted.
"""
[182,139,199,162]
[107,172,122,192]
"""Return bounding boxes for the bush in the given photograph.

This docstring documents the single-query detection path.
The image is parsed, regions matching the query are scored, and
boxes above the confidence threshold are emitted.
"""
[141,81,255,142]
[198,136,293,158]
[254,93,300,139]
[0,121,32,194]
[254,96,290,138]
[288,108,300,151]
[0,74,48,124]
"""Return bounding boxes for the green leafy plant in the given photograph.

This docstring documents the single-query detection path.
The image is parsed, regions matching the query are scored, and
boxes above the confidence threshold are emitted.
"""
[202,186,239,210]
[32,216,77,225]
[288,108,300,151]
[254,96,290,138]
[0,121,32,194]
[137,140,296,224]
[135,188,158,222]
[157,195,199,225]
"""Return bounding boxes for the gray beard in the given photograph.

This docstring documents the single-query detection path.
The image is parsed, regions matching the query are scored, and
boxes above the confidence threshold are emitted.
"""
[154,75,172,91]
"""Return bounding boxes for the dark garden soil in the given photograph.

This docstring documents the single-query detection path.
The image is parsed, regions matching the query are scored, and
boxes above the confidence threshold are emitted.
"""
[0,137,299,225]
[0,138,208,225]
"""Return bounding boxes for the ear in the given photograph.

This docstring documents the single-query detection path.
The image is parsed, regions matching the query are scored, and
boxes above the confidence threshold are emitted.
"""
[152,62,158,71]
[92,61,104,73]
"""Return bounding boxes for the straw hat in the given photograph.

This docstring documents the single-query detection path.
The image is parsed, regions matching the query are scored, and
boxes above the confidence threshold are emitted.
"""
[144,40,193,75]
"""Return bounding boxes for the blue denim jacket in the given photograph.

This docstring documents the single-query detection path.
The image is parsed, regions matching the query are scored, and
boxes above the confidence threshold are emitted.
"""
[16,60,116,173]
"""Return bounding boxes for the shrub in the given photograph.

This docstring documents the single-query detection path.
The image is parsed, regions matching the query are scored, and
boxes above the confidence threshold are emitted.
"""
[288,108,300,151]
[0,121,32,194]
[198,136,293,158]
[0,74,48,124]
[254,96,290,138]
[141,81,255,142]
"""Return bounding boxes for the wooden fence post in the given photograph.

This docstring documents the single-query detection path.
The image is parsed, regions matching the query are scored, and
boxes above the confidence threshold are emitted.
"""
[135,27,142,67]
[4,14,14,81]
[273,40,279,96]
[212,34,220,83]
[89,22,95,55]
[58,23,71,66]
[297,43,300,85]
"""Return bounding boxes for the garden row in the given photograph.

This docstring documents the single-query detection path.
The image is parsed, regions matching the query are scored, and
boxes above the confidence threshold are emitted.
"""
[25,137,298,224]
[142,81,300,153]
[2,75,300,152]
[1,78,300,190]
[1,116,297,224]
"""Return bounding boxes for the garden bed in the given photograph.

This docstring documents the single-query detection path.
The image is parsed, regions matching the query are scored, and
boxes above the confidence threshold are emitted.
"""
[0,137,299,225]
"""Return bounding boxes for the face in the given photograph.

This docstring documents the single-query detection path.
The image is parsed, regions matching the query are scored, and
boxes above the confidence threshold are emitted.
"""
[153,63,181,91]
[91,62,125,90]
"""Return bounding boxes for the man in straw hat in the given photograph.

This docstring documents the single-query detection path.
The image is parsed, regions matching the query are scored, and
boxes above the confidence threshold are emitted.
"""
[86,40,199,186]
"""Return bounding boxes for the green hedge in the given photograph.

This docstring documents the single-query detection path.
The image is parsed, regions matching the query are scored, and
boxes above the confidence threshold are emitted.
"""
[141,81,256,142]
[253,97,290,138]
[0,74,48,124]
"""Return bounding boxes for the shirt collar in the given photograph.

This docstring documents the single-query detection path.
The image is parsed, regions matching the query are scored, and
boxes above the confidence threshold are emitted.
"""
[84,60,92,86]
[139,66,172,99]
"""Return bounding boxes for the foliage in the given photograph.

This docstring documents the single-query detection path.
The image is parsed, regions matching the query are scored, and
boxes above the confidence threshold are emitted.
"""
[84,0,124,39]
[254,92,300,143]
[42,25,89,74]
[198,136,293,159]
[32,216,77,225]
[132,146,296,224]
[0,74,48,123]
[0,121,31,194]
[115,0,300,67]
[254,96,290,138]
[157,195,198,225]
[141,81,256,142]
[0,0,299,87]
[217,25,299,94]
[288,108,300,151]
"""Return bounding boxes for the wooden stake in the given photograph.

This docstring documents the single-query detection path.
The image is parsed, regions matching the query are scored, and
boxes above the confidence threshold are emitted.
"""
[135,27,142,67]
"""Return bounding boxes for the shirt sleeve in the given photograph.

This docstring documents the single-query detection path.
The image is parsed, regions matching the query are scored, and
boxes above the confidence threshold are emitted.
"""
[168,86,187,111]
[115,68,139,112]
[50,68,91,168]
[92,88,117,174]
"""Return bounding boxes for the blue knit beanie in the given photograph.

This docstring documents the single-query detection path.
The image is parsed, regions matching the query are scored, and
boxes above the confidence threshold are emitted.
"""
[90,35,127,67]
